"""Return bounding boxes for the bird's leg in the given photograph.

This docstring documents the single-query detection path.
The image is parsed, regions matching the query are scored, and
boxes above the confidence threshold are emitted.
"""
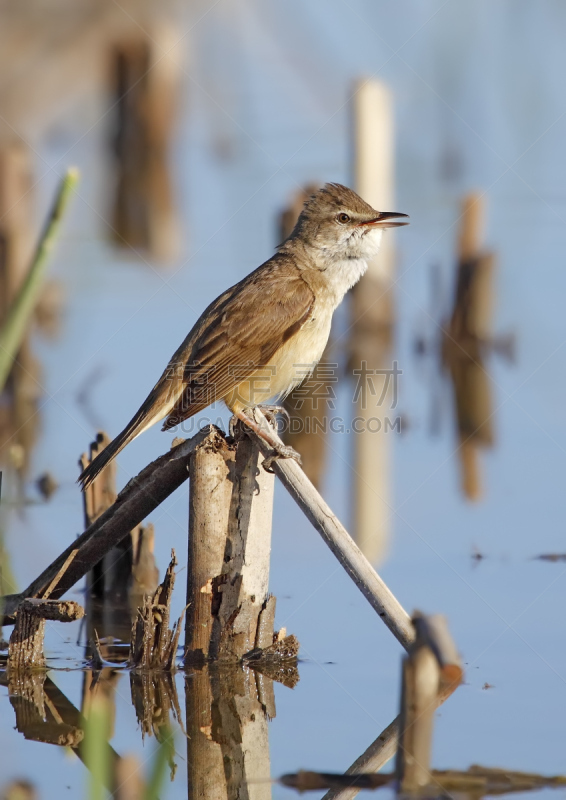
[233,407,302,473]
[228,414,238,439]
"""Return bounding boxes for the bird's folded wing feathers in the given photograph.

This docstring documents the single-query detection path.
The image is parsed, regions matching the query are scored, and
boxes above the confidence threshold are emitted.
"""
[162,268,314,428]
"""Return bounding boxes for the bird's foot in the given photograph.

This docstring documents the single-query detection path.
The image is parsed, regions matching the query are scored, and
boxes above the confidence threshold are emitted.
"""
[229,405,289,438]
[256,404,290,428]
[262,443,302,474]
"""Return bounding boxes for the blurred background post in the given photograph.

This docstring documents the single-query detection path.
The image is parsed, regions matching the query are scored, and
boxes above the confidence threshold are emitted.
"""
[349,78,395,564]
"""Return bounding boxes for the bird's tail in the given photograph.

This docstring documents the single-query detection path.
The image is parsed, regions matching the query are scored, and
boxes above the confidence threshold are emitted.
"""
[78,389,172,490]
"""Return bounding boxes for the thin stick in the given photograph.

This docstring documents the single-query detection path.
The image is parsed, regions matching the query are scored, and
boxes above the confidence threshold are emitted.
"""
[42,549,78,599]
[250,411,414,650]
[0,167,79,391]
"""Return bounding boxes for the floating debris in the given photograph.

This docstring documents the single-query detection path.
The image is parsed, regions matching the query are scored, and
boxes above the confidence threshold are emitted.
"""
[533,553,566,563]
[35,471,58,501]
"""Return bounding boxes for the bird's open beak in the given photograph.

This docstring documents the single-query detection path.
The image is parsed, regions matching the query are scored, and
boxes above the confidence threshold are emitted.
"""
[358,211,409,229]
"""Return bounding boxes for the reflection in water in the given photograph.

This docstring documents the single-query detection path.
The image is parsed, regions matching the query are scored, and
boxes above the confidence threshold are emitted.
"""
[186,665,276,800]
[442,195,496,500]
[420,194,513,501]
[130,670,184,742]
[1,669,120,794]
[111,31,181,262]
[1,657,290,799]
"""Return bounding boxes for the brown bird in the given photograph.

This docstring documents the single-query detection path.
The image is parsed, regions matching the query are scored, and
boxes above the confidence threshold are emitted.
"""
[78,183,408,489]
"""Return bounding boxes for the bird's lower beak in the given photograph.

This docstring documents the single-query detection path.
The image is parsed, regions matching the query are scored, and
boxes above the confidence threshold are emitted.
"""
[359,211,409,228]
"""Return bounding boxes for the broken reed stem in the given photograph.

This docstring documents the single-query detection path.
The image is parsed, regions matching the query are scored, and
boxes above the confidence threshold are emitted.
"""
[129,551,182,670]
[42,550,78,600]
[1,426,212,625]
[0,167,79,392]
[250,410,414,650]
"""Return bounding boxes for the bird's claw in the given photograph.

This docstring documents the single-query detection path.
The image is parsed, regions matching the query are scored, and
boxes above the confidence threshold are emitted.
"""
[256,404,290,428]
[262,444,302,473]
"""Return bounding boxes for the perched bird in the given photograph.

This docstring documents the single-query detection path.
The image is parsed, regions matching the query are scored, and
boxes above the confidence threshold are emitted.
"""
[78,183,408,489]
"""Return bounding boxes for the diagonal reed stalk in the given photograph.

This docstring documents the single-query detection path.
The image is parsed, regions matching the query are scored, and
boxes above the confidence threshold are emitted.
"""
[0,167,79,392]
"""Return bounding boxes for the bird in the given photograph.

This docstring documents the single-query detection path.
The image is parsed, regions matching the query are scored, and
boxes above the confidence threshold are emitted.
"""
[78,183,408,489]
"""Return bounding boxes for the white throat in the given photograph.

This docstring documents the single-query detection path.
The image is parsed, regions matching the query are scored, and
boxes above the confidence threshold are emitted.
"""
[323,256,369,306]
[320,225,383,305]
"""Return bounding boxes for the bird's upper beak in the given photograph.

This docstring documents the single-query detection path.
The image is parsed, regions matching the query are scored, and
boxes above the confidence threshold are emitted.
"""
[358,211,409,229]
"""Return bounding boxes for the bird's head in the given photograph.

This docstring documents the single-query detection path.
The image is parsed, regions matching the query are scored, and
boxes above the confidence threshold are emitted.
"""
[285,182,409,261]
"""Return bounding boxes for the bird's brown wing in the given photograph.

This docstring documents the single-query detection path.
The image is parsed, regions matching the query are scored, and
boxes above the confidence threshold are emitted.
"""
[162,263,314,429]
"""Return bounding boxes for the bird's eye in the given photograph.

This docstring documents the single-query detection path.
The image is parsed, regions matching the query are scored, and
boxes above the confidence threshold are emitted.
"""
[337,212,351,224]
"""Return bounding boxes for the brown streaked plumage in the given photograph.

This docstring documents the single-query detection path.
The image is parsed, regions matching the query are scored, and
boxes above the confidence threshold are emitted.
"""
[78,183,408,489]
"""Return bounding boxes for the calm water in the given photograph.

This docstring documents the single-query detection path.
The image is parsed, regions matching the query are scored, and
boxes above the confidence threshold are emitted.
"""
[2,1,566,797]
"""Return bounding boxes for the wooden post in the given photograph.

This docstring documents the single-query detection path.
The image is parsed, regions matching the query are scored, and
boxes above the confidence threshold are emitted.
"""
[185,425,275,663]
[350,78,396,565]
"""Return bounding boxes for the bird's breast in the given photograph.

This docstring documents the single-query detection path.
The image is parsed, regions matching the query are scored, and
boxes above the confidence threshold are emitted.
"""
[224,300,334,411]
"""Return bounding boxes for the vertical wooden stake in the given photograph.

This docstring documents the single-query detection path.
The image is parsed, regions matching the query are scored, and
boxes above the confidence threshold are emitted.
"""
[185,429,236,662]
[219,432,275,658]
[184,426,275,663]
[350,78,395,565]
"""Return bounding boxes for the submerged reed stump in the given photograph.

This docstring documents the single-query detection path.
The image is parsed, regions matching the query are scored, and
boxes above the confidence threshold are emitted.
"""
[8,599,84,670]
[129,551,184,670]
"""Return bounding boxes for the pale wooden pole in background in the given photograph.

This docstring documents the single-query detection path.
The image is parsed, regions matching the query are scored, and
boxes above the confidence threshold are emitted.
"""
[350,78,395,565]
